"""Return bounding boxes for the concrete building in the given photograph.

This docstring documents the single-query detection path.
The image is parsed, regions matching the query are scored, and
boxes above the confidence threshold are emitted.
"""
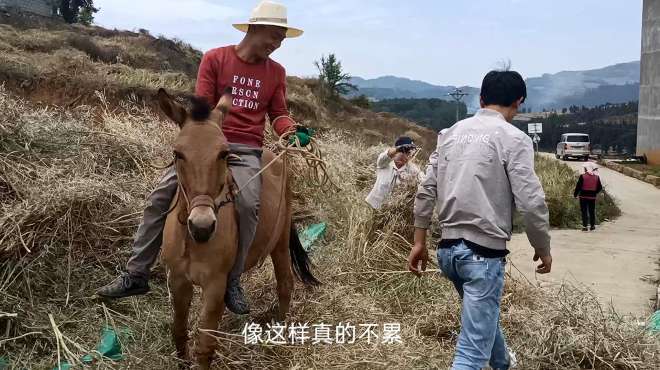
[638,0,660,164]
[0,0,56,17]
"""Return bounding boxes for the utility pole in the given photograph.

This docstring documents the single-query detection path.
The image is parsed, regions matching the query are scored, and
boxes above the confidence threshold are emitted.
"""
[448,88,469,123]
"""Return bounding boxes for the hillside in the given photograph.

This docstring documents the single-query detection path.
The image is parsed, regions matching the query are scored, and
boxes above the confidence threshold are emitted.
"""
[0,13,437,151]
[513,102,639,153]
[351,61,640,112]
[0,11,202,102]
[370,98,466,132]
[350,75,481,112]
[525,61,640,111]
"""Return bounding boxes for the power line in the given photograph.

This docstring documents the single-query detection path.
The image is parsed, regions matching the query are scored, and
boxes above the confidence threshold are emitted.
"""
[448,89,469,123]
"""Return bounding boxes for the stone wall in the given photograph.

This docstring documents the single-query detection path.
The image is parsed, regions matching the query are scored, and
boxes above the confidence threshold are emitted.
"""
[600,160,660,188]
[0,0,54,17]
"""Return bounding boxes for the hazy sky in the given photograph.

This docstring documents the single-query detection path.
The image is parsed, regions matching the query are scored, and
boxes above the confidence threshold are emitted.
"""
[94,0,643,86]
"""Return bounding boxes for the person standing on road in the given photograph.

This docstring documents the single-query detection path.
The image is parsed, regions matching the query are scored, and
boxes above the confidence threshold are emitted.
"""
[574,162,603,231]
[408,70,553,370]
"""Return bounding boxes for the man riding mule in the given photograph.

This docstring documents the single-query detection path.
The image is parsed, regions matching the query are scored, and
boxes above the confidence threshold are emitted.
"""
[152,88,317,368]
[97,0,314,316]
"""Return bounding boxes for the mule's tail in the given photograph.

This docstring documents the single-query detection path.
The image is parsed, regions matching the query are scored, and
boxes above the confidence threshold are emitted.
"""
[289,226,321,286]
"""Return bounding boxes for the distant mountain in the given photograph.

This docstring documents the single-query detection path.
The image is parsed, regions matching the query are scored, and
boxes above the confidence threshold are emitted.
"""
[525,61,640,111]
[551,83,640,110]
[349,76,481,112]
[350,61,640,113]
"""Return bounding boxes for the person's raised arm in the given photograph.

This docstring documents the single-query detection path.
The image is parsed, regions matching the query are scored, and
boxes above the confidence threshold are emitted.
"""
[376,150,395,169]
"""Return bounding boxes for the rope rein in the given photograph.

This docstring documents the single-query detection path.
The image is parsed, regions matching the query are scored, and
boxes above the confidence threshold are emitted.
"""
[234,129,339,195]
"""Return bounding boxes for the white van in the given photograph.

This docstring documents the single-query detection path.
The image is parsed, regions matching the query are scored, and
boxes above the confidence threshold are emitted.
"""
[556,133,590,161]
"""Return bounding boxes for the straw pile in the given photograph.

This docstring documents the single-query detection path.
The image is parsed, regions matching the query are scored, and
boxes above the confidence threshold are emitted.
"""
[0,87,658,369]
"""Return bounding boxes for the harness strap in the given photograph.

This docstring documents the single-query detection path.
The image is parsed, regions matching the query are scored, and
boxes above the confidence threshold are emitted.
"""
[163,164,235,224]
[190,194,215,210]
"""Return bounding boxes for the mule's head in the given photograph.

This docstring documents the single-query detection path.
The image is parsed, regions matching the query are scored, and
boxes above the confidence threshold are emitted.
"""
[158,88,234,244]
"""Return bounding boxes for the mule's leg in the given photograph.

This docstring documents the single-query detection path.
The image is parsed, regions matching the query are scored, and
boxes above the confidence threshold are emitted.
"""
[271,233,294,322]
[168,270,193,361]
[195,280,227,370]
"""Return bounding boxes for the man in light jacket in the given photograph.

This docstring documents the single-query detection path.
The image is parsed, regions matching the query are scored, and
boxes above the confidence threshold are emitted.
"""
[365,136,422,209]
[408,70,553,370]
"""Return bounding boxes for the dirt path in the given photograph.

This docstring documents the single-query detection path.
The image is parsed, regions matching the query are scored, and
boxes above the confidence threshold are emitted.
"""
[508,154,660,317]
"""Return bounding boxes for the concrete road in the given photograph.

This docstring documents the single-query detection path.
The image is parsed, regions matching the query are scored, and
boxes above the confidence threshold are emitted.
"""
[508,154,660,317]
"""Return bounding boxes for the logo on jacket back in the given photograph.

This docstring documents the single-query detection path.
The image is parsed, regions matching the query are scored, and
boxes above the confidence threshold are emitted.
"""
[451,134,491,145]
[447,133,493,160]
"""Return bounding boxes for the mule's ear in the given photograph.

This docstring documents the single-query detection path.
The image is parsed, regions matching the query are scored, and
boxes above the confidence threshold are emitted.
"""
[157,88,187,127]
[214,86,233,115]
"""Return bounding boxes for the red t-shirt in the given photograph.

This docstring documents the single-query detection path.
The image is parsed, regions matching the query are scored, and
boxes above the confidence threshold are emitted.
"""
[195,46,295,148]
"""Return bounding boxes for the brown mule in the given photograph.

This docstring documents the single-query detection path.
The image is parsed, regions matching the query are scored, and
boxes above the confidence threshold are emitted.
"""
[156,89,319,369]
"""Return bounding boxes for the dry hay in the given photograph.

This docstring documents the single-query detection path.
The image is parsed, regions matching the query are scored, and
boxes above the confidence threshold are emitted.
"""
[0,88,658,369]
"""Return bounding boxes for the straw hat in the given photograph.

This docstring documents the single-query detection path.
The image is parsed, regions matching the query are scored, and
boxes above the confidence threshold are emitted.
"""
[233,1,304,38]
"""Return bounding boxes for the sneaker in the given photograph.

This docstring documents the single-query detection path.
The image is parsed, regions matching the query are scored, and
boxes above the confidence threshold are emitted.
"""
[492,349,517,370]
[224,278,250,315]
[96,273,150,299]
[508,350,518,369]
[582,227,589,232]
[590,226,596,231]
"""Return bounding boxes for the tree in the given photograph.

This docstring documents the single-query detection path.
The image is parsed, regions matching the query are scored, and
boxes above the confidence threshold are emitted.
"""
[77,5,96,25]
[59,0,98,25]
[370,98,465,131]
[314,54,357,99]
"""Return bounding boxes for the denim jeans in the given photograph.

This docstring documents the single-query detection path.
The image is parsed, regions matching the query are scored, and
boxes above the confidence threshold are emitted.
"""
[438,241,510,370]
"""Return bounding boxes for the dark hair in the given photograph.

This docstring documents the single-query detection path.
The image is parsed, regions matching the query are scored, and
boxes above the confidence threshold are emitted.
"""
[395,136,413,147]
[480,70,527,107]
[189,96,211,121]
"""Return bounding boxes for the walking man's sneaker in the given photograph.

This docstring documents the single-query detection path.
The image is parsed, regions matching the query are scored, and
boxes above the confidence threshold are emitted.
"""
[96,273,150,299]
[493,349,518,370]
[582,227,589,232]
[508,349,518,369]
[590,226,596,231]
[509,350,518,369]
[225,277,250,314]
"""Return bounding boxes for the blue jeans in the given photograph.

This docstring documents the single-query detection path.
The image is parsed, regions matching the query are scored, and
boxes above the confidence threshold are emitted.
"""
[438,241,510,370]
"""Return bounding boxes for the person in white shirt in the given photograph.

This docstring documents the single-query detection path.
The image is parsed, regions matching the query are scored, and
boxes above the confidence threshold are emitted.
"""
[366,136,422,209]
